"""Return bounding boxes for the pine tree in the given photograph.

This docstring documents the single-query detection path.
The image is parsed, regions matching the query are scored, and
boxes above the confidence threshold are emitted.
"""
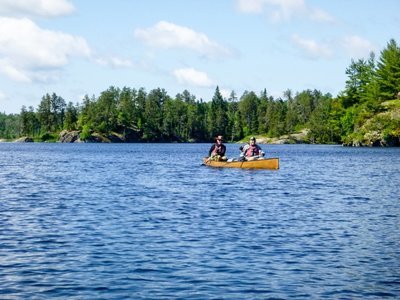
[208,86,228,139]
[376,39,400,100]
[239,91,259,136]
[37,94,52,133]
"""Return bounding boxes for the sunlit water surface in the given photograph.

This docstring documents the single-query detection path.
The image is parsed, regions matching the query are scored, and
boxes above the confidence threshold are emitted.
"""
[0,143,399,299]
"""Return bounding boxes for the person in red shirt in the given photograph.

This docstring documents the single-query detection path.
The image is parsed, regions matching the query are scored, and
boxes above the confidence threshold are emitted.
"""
[240,136,264,160]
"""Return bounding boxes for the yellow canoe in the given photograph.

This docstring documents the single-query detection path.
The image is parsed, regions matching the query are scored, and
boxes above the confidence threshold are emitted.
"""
[203,157,279,170]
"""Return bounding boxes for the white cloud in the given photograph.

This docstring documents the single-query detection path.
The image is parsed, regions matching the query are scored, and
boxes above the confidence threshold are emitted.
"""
[0,0,74,18]
[236,0,265,13]
[94,56,133,68]
[342,35,376,58]
[0,17,91,82]
[237,0,335,23]
[291,34,333,59]
[309,7,336,23]
[134,21,231,59]
[173,68,213,87]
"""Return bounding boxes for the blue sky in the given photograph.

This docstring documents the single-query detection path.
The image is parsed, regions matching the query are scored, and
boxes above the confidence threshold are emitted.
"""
[0,0,399,114]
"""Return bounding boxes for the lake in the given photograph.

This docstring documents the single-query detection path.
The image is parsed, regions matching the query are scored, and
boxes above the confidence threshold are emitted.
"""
[0,143,399,299]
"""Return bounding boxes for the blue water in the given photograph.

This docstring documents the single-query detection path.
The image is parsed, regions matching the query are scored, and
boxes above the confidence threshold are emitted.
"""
[0,143,399,299]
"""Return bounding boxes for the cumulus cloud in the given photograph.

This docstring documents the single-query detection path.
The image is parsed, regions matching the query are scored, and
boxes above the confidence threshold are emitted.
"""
[0,0,75,18]
[173,68,213,87]
[134,21,231,59]
[291,34,333,59]
[342,35,377,58]
[0,17,91,82]
[236,0,335,23]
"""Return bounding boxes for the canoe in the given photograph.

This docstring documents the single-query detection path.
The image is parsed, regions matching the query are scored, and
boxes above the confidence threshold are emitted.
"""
[203,157,279,170]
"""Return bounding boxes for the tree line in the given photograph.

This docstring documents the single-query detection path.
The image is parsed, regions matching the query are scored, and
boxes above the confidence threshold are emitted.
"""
[1,39,399,144]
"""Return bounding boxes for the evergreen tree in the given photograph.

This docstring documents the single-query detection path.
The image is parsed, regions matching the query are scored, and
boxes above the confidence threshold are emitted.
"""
[135,88,147,130]
[20,106,29,136]
[20,105,39,136]
[227,90,239,141]
[376,39,400,100]
[64,102,78,130]
[193,100,209,142]
[308,97,341,143]
[117,87,135,131]
[360,53,381,111]
[342,55,376,108]
[295,90,316,125]
[282,89,298,133]
[176,89,196,104]
[257,89,270,135]
[50,93,66,131]
[95,86,119,133]
[239,91,259,136]
[208,86,228,139]
[78,94,96,131]
[37,94,52,133]
[0,113,21,139]
[144,88,169,141]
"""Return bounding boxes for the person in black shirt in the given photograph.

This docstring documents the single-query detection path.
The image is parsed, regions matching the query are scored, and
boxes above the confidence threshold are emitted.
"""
[208,135,227,161]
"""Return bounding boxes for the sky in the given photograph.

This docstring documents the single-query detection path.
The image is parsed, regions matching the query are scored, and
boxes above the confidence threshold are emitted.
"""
[0,0,399,114]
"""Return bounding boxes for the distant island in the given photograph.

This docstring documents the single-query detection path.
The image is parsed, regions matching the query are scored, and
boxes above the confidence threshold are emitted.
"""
[1,39,399,146]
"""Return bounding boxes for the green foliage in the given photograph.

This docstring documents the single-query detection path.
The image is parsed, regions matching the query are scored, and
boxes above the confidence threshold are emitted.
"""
[208,86,228,139]
[340,107,356,136]
[1,40,399,146]
[94,86,119,133]
[37,93,66,133]
[0,112,21,139]
[239,91,259,136]
[64,102,78,130]
[342,53,376,108]
[376,39,400,100]
[308,97,341,143]
[337,39,400,145]
[80,124,92,141]
[40,132,58,142]
[0,86,334,142]
[144,88,169,141]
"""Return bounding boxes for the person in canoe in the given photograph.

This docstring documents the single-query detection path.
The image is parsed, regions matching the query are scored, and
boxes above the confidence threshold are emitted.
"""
[239,136,264,161]
[208,135,227,161]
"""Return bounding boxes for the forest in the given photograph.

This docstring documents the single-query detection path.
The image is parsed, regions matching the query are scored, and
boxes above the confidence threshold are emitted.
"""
[1,39,399,145]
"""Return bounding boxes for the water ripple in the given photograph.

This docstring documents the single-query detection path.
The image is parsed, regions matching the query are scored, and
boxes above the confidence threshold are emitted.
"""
[0,143,399,299]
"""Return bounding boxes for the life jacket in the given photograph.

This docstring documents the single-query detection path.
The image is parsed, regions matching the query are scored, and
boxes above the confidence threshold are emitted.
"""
[212,144,224,156]
[245,144,260,157]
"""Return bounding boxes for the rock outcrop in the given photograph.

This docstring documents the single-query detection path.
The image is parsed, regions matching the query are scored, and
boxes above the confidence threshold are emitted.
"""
[58,128,142,143]
[59,130,81,143]
[342,100,400,147]
[256,129,309,144]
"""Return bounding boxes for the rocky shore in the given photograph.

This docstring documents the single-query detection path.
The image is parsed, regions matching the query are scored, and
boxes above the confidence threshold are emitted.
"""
[254,129,310,145]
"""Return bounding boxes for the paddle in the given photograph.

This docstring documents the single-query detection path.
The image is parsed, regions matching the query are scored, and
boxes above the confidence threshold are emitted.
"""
[200,156,210,166]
